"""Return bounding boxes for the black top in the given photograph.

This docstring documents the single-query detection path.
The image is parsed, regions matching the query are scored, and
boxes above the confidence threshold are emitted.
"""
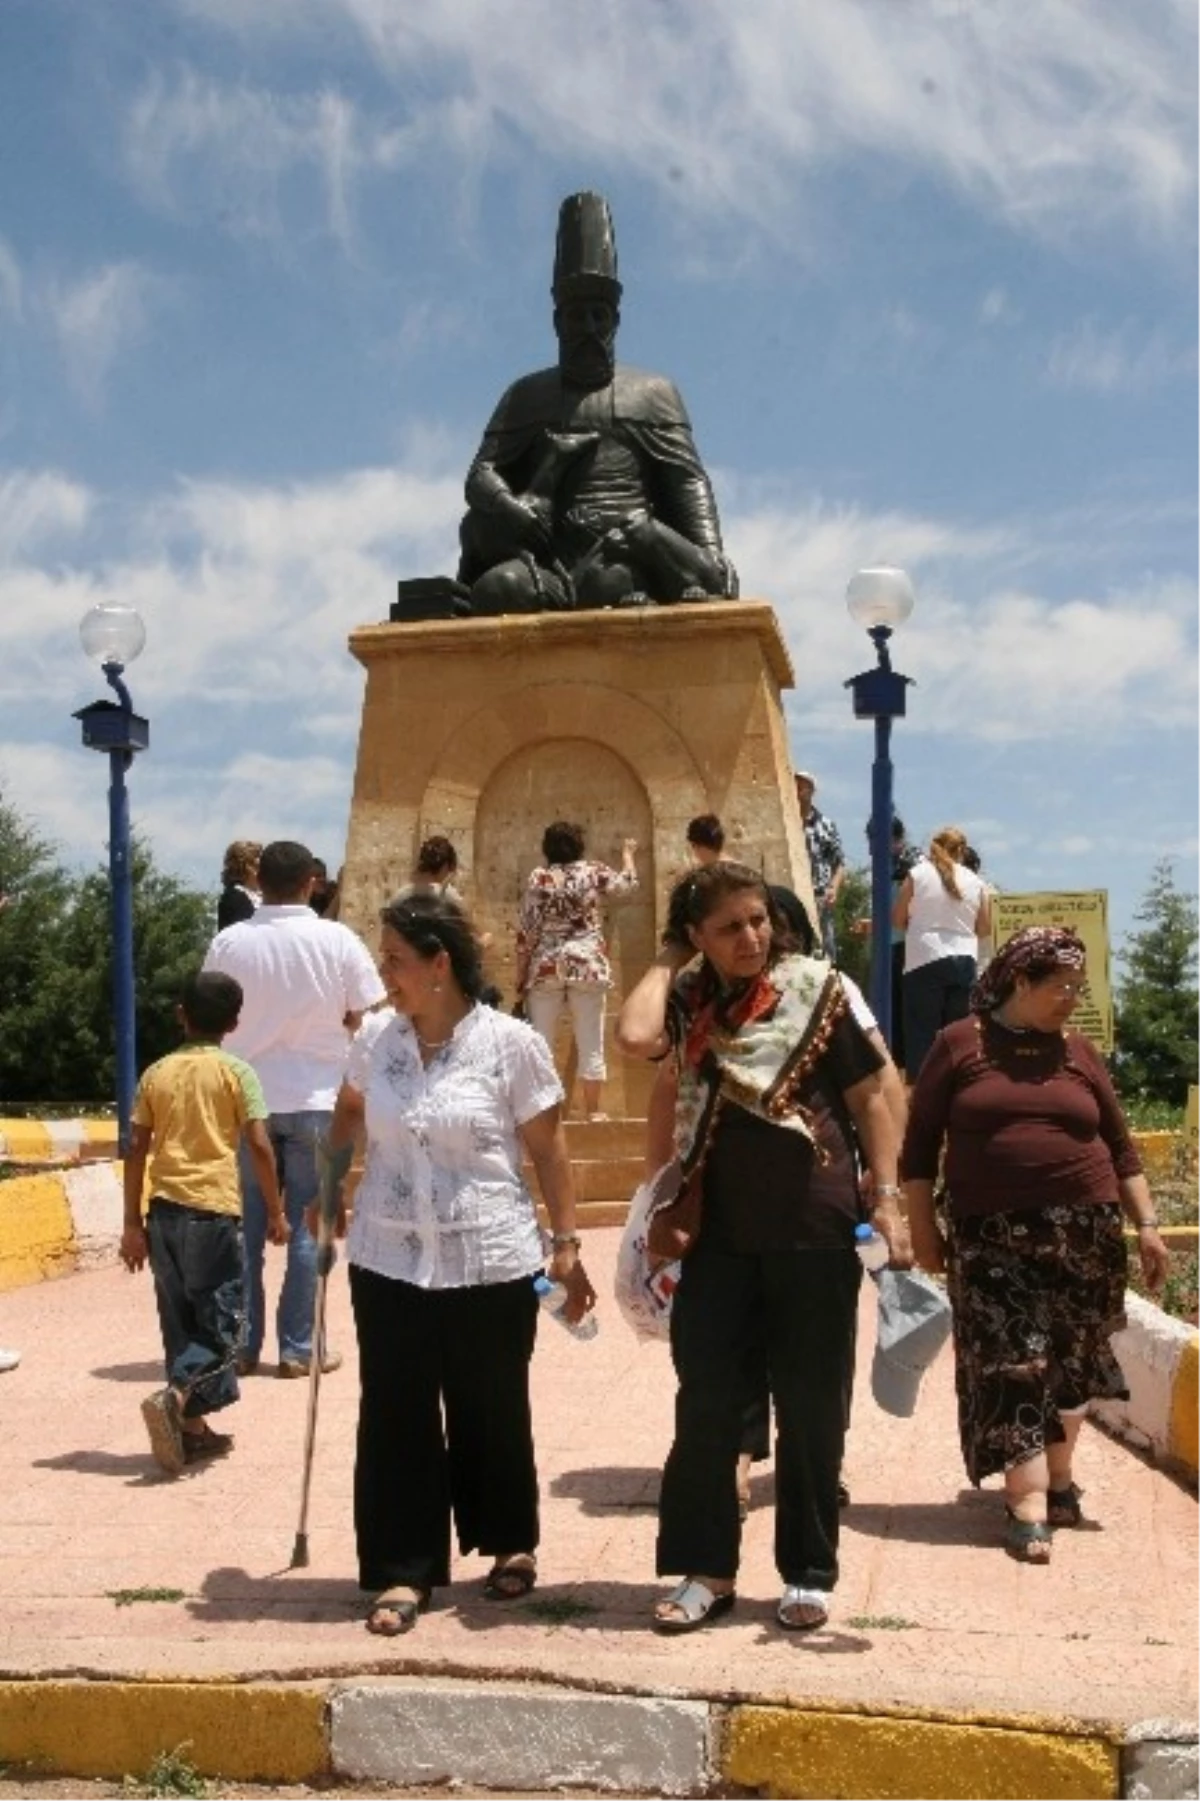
[216,884,255,932]
[700,1010,882,1253]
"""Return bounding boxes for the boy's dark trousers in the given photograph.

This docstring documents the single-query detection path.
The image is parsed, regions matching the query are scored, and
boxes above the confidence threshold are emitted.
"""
[146,1198,243,1417]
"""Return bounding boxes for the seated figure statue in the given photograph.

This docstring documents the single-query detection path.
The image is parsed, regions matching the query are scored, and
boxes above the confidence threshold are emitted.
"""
[456,192,738,615]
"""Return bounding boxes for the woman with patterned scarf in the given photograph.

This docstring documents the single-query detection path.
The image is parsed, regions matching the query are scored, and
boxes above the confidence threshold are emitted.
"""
[903,925,1170,1563]
[617,862,909,1634]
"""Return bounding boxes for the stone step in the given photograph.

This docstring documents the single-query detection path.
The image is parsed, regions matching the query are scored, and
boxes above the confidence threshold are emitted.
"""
[525,1152,644,1207]
[562,1115,647,1160]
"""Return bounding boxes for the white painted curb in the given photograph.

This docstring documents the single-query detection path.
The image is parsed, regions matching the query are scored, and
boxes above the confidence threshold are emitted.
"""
[63,1163,124,1271]
[1123,1719,1200,1800]
[330,1680,713,1796]
[1095,1292,1195,1466]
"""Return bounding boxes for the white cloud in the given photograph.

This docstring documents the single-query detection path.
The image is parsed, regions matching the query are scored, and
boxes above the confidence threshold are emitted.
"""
[0,459,463,711]
[47,262,160,405]
[124,69,383,251]
[1045,318,1194,395]
[0,471,93,562]
[137,3,1198,264]
[207,0,1198,244]
[0,737,354,888]
[979,287,1021,328]
[727,497,1196,742]
[0,234,21,320]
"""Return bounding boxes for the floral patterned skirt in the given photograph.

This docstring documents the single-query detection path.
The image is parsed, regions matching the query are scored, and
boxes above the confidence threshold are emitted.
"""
[945,1201,1129,1485]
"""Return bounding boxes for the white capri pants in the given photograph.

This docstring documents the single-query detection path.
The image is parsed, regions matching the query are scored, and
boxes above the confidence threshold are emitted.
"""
[525,983,608,1081]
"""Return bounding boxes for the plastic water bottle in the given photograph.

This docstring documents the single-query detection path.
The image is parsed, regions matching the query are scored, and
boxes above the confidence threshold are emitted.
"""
[533,1274,599,1340]
[854,1221,890,1273]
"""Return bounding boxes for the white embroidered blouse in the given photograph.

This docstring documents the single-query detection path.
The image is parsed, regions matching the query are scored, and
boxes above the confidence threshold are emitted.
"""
[344,1004,563,1289]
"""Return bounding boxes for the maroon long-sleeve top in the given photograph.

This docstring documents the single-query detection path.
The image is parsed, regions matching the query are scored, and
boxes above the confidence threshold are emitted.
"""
[902,1015,1143,1218]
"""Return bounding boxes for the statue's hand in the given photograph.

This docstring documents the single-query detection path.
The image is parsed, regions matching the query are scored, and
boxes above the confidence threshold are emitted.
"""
[509,495,553,554]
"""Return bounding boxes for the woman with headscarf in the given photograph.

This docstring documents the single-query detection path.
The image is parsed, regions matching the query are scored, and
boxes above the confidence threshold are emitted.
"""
[618,862,907,1633]
[893,826,990,1080]
[902,926,1169,1563]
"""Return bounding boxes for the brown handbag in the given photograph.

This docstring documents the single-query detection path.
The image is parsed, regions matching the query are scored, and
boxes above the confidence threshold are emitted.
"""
[644,1077,724,1261]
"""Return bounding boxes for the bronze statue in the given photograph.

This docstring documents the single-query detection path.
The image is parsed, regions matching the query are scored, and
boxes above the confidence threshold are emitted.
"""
[395,192,737,621]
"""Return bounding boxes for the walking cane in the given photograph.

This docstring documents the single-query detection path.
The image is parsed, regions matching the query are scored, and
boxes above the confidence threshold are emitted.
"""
[289,1135,351,1570]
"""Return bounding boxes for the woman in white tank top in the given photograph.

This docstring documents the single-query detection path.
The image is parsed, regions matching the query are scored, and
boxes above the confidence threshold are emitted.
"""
[893,826,991,1080]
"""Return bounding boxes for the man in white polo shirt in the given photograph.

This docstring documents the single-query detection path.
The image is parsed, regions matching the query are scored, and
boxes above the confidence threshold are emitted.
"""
[204,841,386,1377]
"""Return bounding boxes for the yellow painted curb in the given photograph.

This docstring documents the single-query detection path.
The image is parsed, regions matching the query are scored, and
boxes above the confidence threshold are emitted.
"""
[0,1680,329,1783]
[1168,1332,1199,1478]
[0,1173,75,1292]
[722,1708,1119,1800]
[1131,1128,1185,1180]
[0,1121,54,1160]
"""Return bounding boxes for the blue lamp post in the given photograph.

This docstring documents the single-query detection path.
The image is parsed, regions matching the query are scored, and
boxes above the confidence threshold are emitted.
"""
[844,567,915,1049]
[74,604,149,1155]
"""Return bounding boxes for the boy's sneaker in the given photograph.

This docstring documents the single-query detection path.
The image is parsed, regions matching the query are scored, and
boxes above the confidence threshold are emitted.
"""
[140,1387,185,1475]
[0,1347,20,1373]
[276,1350,344,1379]
[183,1424,234,1464]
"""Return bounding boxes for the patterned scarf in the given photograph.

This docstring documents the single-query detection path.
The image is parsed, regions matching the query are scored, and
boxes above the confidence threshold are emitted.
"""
[671,952,847,1170]
[970,924,1086,1014]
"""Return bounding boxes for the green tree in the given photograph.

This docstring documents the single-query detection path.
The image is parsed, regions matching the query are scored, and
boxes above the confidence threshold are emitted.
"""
[0,803,214,1103]
[832,862,872,990]
[1112,860,1199,1107]
[0,790,76,1099]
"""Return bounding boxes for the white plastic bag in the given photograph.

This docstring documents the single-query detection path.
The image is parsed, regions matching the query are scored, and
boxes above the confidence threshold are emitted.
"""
[614,1161,683,1342]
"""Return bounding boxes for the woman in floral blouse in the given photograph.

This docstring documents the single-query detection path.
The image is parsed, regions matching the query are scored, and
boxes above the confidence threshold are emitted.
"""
[516,821,638,1122]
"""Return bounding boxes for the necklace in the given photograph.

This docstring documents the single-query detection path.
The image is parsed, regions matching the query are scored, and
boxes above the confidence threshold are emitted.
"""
[416,1030,455,1051]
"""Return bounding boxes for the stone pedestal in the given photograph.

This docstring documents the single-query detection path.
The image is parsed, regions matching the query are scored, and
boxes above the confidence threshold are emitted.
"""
[340,601,813,1121]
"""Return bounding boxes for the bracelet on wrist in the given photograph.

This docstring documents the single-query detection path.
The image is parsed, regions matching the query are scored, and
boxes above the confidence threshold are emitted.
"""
[550,1232,582,1250]
[874,1184,903,1200]
[1135,1218,1160,1232]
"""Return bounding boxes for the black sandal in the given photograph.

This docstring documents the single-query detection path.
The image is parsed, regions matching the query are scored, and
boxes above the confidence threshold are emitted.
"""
[483,1554,537,1600]
[1047,1483,1084,1527]
[1004,1510,1052,1563]
[366,1587,430,1636]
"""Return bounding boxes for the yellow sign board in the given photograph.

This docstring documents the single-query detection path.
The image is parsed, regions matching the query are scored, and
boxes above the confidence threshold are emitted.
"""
[1185,1084,1199,1150]
[990,890,1113,1052]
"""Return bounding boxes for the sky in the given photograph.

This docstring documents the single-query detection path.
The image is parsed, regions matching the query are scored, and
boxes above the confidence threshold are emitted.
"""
[0,0,1195,954]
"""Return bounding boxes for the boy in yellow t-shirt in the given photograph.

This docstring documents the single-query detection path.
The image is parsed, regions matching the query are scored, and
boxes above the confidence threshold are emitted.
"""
[122,970,290,1474]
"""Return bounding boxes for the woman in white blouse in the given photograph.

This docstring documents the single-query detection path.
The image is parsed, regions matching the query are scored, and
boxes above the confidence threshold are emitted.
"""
[326,893,595,1637]
[892,826,991,1082]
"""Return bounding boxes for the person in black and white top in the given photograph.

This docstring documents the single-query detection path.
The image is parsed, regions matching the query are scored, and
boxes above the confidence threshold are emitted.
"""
[216,840,262,931]
[324,892,596,1638]
[893,826,990,1081]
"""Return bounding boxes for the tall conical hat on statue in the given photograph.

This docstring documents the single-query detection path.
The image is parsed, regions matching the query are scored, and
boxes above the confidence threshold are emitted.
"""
[552,191,622,304]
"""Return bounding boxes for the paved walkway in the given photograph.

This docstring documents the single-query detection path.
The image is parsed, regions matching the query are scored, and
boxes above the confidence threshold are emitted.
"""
[0,1229,1194,1723]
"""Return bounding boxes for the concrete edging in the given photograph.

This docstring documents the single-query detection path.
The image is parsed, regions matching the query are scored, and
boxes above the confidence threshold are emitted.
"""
[1096,1292,1200,1483]
[0,1162,124,1292]
[2,1677,1197,1799]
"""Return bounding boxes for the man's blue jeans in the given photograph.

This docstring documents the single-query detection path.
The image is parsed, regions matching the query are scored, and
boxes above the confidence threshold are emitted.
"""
[238,1109,329,1363]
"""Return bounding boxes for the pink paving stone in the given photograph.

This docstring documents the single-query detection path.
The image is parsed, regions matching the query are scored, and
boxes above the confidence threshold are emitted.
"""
[0,1227,1194,1726]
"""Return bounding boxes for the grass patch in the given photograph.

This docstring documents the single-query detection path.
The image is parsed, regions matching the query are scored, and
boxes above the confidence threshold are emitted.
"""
[123,1743,207,1798]
[1153,1170,1199,1228]
[846,1613,918,1631]
[520,1595,600,1626]
[1121,1098,1185,1132]
[107,1586,186,1608]
[1130,1250,1199,1327]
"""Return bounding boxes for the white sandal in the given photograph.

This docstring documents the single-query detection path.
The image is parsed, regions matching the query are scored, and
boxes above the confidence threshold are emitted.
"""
[777,1584,829,1631]
[653,1578,736,1634]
